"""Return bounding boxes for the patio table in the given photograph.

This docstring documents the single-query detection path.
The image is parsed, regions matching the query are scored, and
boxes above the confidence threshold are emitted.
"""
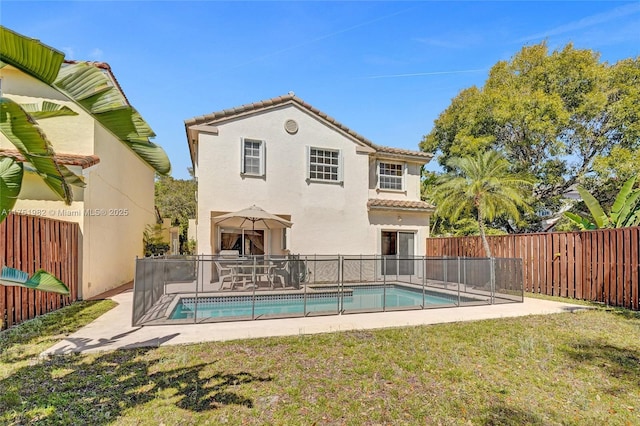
[229,263,275,289]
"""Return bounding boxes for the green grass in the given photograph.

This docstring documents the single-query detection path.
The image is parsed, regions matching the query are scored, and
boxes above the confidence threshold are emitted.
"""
[1,301,639,425]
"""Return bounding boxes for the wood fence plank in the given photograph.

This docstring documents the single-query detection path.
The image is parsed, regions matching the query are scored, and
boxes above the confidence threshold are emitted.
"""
[572,232,584,300]
[559,232,568,297]
[582,231,590,301]
[623,228,631,309]
[567,233,575,299]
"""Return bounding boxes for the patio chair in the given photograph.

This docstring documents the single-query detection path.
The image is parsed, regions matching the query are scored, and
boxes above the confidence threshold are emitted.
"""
[214,261,234,290]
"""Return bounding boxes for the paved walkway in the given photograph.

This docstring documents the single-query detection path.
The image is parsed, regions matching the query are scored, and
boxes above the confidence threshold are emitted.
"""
[42,288,589,356]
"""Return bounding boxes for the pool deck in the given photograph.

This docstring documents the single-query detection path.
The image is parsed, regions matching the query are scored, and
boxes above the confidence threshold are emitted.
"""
[41,285,590,356]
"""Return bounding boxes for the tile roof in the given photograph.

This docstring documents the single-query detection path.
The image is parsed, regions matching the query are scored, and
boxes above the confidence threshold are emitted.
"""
[185,94,433,162]
[0,149,100,169]
[367,199,434,211]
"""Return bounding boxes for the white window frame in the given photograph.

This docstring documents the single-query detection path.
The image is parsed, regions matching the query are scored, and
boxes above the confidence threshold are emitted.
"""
[241,138,265,177]
[377,161,404,191]
[306,146,343,183]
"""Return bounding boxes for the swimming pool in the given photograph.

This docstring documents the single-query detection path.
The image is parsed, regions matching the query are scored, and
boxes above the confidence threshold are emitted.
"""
[170,285,463,320]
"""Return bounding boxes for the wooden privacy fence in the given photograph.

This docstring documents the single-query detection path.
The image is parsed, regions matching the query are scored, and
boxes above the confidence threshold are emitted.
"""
[426,227,640,310]
[0,213,80,330]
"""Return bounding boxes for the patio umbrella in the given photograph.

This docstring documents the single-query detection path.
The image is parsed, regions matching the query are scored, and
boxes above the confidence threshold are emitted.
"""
[213,205,292,230]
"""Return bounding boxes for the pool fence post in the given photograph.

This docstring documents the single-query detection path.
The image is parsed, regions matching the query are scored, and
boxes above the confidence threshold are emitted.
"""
[490,257,496,304]
[251,255,257,320]
[340,255,344,314]
[194,254,201,324]
[383,256,387,312]
[162,255,167,297]
[463,257,467,293]
[359,254,362,284]
[374,254,378,282]
[303,255,308,316]
[443,257,447,289]
[395,254,399,283]
[132,257,138,327]
[422,256,426,309]
[457,257,461,307]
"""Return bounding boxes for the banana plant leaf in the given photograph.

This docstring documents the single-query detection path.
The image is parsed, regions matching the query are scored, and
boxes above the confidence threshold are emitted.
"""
[563,211,596,230]
[576,186,609,229]
[0,26,64,84]
[54,62,169,175]
[126,140,171,175]
[0,98,86,204]
[617,190,640,227]
[20,101,79,120]
[0,266,70,295]
[0,157,23,222]
[610,175,638,226]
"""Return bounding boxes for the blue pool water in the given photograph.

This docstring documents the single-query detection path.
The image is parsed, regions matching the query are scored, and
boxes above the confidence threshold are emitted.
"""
[170,285,460,320]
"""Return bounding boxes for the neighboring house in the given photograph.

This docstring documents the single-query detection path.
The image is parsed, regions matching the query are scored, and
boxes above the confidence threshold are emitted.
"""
[0,58,163,299]
[539,187,581,231]
[184,94,434,264]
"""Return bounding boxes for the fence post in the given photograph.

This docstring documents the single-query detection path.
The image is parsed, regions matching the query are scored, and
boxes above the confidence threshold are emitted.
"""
[303,255,308,316]
[383,256,387,312]
[373,254,377,282]
[457,257,461,307]
[490,257,496,304]
[422,256,426,309]
[132,257,138,327]
[251,255,257,320]
[340,255,344,313]
[443,257,448,289]
[194,254,201,324]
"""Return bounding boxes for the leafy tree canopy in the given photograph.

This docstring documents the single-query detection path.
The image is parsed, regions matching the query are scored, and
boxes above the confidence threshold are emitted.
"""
[421,42,640,229]
[154,173,196,234]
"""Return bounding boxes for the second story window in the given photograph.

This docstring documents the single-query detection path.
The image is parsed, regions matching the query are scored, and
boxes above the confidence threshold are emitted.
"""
[307,147,342,183]
[378,162,403,190]
[241,138,265,177]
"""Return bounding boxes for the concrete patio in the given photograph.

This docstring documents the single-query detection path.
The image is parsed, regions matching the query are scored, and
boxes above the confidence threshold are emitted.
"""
[41,285,590,356]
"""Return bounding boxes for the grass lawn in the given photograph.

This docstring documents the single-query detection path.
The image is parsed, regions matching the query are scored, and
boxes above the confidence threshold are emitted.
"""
[1,298,639,425]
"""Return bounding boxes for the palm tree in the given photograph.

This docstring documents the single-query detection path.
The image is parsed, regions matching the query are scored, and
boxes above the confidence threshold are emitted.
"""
[429,150,534,257]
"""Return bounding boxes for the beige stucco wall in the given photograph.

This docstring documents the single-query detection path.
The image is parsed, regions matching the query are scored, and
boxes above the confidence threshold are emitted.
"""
[80,124,155,298]
[0,66,95,154]
[194,103,430,256]
[1,66,156,299]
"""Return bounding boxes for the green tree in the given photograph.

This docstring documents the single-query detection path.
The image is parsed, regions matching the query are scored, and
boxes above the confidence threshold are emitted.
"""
[421,42,640,228]
[428,151,534,257]
[154,172,196,252]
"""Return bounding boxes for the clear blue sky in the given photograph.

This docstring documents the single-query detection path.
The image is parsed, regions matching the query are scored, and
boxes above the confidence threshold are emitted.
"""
[2,1,639,179]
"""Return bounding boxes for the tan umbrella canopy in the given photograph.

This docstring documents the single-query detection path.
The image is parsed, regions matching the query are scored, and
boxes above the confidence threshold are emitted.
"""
[213,205,292,230]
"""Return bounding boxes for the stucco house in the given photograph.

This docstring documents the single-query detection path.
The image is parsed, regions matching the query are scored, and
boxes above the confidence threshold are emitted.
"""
[184,94,434,265]
[0,29,169,299]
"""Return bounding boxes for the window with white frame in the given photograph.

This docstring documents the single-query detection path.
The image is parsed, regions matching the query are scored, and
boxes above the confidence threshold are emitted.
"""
[378,162,403,190]
[241,138,265,176]
[307,147,342,182]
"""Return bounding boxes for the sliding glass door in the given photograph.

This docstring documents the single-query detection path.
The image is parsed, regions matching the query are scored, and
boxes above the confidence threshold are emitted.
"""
[381,231,415,275]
